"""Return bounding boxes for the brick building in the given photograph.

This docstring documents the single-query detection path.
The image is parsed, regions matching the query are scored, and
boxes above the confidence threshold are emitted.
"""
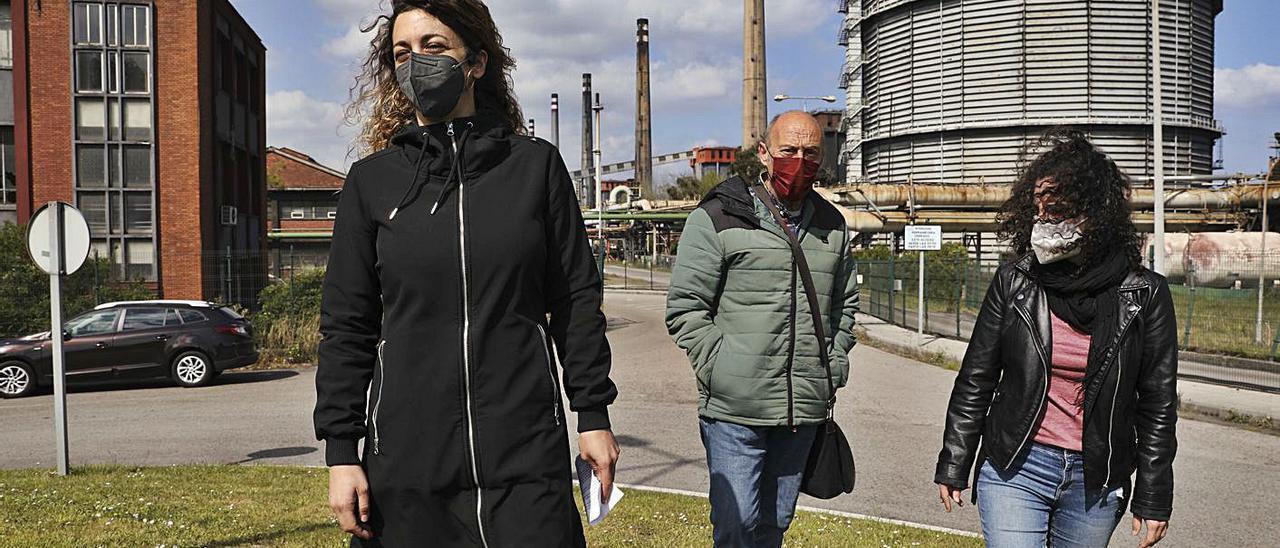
[690,146,736,180]
[7,0,265,306]
[266,146,343,279]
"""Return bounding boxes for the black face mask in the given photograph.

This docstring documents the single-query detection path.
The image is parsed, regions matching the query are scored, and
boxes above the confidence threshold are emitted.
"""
[395,52,468,119]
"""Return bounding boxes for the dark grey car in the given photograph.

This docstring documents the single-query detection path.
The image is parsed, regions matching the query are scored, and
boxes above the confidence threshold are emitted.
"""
[0,300,258,398]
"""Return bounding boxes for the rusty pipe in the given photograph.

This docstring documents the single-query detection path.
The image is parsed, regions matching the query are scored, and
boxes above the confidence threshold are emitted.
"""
[828,184,1279,211]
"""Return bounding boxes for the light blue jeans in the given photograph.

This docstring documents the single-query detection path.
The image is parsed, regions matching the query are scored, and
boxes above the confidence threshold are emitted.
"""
[699,417,818,548]
[978,443,1129,548]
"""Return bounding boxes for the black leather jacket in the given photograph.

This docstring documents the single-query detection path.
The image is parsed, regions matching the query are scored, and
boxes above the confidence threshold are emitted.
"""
[935,254,1178,521]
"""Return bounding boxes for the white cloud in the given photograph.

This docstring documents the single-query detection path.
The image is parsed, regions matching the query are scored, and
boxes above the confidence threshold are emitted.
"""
[282,0,839,171]
[266,90,357,170]
[1216,63,1280,108]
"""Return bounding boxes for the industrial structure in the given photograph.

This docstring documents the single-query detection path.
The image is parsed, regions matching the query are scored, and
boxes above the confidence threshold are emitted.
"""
[837,0,1224,186]
[580,73,595,208]
[742,0,767,148]
[635,18,654,198]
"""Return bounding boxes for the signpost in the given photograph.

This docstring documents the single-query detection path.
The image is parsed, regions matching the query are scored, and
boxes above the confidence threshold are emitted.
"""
[26,201,92,476]
[904,225,942,346]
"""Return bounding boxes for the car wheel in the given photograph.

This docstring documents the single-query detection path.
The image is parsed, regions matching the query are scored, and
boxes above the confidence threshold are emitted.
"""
[171,351,214,387]
[0,361,37,398]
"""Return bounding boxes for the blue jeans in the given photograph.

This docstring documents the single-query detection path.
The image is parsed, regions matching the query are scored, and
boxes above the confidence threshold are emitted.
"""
[699,417,818,548]
[978,443,1129,548]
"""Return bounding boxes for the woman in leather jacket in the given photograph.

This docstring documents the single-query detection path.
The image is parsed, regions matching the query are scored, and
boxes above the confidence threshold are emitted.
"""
[934,131,1177,548]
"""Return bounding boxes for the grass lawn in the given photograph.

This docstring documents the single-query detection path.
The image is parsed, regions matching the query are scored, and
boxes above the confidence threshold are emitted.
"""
[0,465,980,547]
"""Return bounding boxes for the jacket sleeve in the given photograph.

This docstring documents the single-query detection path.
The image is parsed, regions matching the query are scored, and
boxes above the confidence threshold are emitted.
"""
[1130,278,1178,521]
[934,268,1007,488]
[313,168,382,466]
[544,154,618,433]
[829,226,859,388]
[665,207,726,374]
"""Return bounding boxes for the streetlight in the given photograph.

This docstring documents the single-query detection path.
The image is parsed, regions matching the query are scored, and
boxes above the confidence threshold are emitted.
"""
[773,93,838,112]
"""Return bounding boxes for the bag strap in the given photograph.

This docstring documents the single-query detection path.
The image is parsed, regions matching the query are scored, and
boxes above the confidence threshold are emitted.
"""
[751,182,836,414]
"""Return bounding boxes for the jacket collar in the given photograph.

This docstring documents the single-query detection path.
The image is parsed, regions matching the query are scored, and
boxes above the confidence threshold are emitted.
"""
[702,175,818,237]
[389,114,511,177]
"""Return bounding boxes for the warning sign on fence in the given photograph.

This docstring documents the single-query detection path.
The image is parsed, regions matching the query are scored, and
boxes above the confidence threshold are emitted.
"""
[904,225,942,251]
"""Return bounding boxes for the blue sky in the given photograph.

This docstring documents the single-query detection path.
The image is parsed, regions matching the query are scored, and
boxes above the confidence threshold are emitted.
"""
[230,0,1280,183]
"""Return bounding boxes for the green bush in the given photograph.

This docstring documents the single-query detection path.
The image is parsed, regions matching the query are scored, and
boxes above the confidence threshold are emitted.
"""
[0,222,153,337]
[253,268,324,365]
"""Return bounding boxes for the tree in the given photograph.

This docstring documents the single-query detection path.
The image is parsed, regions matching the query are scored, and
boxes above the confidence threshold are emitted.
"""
[0,222,153,337]
[664,171,723,201]
[729,146,765,182]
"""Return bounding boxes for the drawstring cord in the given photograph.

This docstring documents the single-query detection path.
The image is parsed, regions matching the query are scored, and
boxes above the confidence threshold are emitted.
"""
[429,121,473,215]
[387,134,432,221]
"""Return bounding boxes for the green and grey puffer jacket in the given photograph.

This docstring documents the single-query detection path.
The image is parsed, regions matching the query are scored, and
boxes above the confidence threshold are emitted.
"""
[665,176,860,427]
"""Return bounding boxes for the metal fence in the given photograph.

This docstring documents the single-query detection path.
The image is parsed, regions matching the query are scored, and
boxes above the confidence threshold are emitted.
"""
[595,227,678,292]
[856,252,1280,392]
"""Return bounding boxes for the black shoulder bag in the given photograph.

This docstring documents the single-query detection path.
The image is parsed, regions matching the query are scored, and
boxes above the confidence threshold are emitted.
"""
[751,183,855,499]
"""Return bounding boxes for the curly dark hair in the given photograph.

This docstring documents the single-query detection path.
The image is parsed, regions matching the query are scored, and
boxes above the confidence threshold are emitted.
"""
[346,0,525,155]
[997,128,1143,270]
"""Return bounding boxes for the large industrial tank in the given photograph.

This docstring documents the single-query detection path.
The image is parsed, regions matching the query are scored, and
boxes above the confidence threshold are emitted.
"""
[838,0,1223,185]
[1158,232,1280,288]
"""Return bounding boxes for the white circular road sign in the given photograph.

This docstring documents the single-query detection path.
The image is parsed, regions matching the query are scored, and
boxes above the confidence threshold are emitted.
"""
[27,202,92,276]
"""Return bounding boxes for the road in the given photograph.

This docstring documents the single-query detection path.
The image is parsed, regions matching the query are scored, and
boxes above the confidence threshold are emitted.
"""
[2,292,1277,546]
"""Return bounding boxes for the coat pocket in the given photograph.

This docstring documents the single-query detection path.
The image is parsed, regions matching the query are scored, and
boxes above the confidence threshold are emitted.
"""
[535,323,562,425]
[695,336,723,393]
[370,339,387,455]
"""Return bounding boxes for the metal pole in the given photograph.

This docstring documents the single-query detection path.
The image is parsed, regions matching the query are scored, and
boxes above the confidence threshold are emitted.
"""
[917,250,925,346]
[1151,0,1166,274]
[1258,177,1269,343]
[48,202,69,476]
[593,94,604,276]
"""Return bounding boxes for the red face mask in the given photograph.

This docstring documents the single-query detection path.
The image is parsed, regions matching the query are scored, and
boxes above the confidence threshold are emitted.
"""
[767,155,821,203]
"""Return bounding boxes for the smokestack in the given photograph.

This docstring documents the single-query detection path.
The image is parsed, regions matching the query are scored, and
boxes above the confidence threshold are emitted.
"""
[550,94,560,149]
[742,0,767,148]
[528,119,535,137]
[635,18,654,198]
[581,74,595,208]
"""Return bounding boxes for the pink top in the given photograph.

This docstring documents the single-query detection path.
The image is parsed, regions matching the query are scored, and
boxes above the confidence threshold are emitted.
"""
[1033,312,1091,452]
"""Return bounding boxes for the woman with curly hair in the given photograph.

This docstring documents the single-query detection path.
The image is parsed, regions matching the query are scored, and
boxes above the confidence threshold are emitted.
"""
[312,1,620,545]
[933,130,1178,548]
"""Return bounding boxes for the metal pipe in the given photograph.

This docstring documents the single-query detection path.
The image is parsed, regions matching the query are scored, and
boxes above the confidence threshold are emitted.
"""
[1258,176,1269,342]
[1152,0,1167,274]
[839,209,1245,233]
[828,184,1279,210]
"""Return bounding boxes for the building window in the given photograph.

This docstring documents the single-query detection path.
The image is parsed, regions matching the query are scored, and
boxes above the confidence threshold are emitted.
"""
[73,2,155,281]
[0,8,13,68]
[0,128,15,205]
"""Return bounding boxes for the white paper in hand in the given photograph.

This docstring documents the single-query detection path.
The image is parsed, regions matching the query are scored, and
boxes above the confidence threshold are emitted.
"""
[575,456,623,525]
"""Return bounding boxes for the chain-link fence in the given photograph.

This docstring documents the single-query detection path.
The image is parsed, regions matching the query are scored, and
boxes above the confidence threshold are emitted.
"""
[855,252,1280,392]
[595,226,678,292]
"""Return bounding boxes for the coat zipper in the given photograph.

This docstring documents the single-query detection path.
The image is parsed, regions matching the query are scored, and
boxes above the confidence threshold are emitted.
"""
[1008,301,1050,469]
[536,324,561,425]
[1102,301,1138,488]
[450,122,489,548]
[372,340,387,455]
[786,261,797,430]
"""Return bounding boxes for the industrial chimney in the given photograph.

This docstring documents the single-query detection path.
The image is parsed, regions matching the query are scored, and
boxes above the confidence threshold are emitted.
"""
[742,0,767,148]
[580,74,595,208]
[635,18,654,198]
[550,93,560,149]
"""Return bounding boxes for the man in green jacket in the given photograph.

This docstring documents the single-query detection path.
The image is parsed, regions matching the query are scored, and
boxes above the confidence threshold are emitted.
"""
[666,111,860,547]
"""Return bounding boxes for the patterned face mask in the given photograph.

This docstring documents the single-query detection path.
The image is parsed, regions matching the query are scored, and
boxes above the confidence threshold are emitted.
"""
[1030,218,1084,264]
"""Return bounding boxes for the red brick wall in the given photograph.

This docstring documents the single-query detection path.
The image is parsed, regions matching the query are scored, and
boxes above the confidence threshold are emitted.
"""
[154,0,206,300]
[25,6,74,206]
[268,150,345,190]
[278,219,336,232]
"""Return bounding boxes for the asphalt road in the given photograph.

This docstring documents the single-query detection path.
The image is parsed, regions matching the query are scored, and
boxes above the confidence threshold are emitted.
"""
[2,292,1277,547]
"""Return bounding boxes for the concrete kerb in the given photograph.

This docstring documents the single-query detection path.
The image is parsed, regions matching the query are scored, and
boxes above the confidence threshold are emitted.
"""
[854,314,1280,434]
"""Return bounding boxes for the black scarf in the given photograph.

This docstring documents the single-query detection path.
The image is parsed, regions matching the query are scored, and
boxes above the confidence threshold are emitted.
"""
[1032,250,1131,404]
